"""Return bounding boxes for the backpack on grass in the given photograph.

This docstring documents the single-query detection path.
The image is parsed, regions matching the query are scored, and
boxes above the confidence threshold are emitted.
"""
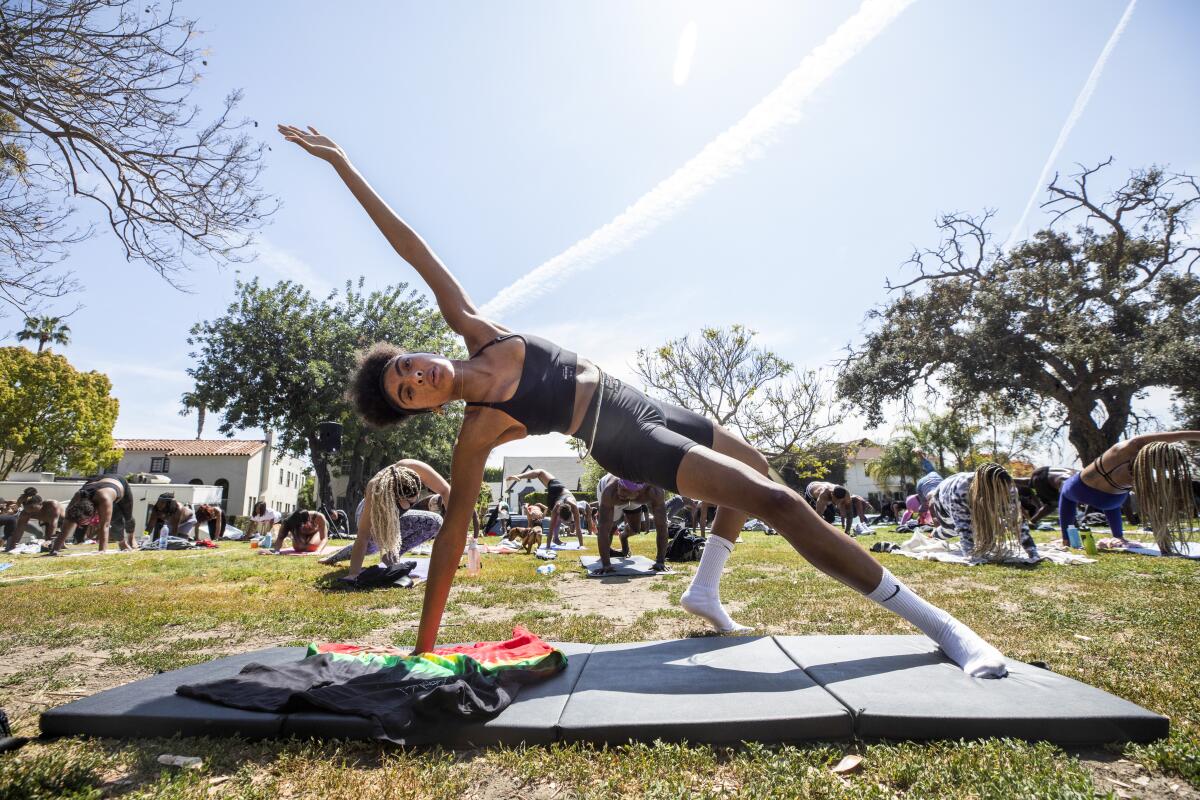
[665,523,705,562]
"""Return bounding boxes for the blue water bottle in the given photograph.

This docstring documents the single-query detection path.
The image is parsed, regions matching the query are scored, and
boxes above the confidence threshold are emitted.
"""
[1067,525,1082,549]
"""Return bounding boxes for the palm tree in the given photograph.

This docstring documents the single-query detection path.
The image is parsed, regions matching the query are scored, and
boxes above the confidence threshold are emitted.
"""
[180,391,207,439]
[866,436,922,495]
[16,315,70,353]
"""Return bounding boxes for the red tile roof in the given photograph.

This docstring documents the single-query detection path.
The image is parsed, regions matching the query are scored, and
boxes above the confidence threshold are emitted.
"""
[114,439,266,457]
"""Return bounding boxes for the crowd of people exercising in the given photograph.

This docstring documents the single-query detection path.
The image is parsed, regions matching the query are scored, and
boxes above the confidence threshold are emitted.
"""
[8,123,1197,686]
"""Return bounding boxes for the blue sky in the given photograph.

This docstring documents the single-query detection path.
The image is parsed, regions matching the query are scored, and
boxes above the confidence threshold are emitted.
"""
[8,0,1198,467]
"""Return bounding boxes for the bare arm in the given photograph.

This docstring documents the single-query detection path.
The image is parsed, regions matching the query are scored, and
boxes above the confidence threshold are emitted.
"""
[1131,431,1200,446]
[396,459,452,498]
[508,469,552,488]
[597,491,616,569]
[414,414,505,653]
[650,490,669,564]
[278,125,500,351]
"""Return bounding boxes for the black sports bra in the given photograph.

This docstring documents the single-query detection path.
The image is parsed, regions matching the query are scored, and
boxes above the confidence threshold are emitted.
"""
[1092,455,1132,492]
[466,334,577,435]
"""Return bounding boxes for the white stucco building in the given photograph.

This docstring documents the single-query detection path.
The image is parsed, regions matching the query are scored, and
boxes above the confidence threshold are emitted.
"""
[110,436,308,517]
[843,440,905,505]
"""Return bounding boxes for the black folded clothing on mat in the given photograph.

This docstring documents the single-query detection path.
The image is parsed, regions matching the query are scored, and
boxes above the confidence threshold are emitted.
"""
[346,561,417,589]
[177,653,514,742]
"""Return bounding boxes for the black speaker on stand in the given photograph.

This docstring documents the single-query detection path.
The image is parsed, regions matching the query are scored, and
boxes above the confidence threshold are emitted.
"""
[316,421,343,454]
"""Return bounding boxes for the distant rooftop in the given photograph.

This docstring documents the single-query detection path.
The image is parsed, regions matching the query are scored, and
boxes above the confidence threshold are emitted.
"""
[114,439,266,457]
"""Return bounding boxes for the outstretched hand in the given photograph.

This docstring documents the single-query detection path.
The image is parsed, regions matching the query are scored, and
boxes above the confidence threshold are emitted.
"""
[277,124,346,164]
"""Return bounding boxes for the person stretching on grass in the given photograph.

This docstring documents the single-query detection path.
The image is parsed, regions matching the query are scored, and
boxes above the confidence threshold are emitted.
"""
[1058,433,1200,554]
[933,464,1040,561]
[273,510,329,554]
[6,490,63,551]
[595,474,670,572]
[320,459,471,580]
[60,476,136,553]
[280,123,1011,677]
[506,468,582,548]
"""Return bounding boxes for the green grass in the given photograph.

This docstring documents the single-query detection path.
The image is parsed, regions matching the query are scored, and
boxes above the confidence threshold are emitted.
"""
[1,527,1197,798]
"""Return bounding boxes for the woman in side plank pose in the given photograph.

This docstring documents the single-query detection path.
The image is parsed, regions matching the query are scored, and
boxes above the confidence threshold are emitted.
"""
[280,124,1010,677]
[1059,435,1199,554]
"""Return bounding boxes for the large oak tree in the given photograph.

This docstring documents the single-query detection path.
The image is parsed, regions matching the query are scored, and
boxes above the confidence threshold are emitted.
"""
[838,161,1200,464]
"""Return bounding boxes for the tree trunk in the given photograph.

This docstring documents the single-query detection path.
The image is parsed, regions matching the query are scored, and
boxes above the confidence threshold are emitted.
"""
[196,405,206,439]
[1064,400,1122,465]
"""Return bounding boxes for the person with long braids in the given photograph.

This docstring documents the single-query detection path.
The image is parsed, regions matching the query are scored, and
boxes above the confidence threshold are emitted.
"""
[1059,434,1200,554]
[279,124,1010,677]
[932,464,1040,560]
[322,460,463,580]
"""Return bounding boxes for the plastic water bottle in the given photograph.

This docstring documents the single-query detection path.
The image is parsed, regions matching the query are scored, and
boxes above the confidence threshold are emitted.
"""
[1067,525,1082,549]
[1083,529,1098,556]
[260,532,273,550]
[466,536,481,576]
[536,564,556,576]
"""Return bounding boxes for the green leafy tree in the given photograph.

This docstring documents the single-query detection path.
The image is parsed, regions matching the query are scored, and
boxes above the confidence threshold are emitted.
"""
[187,278,462,521]
[16,315,70,353]
[297,473,316,510]
[0,346,120,478]
[0,1,274,316]
[837,161,1200,465]
[483,466,503,483]
[865,435,922,493]
[635,325,838,472]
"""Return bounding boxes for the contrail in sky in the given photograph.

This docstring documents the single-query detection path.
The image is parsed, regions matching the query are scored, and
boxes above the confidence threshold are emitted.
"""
[1002,0,1137,253]
[481,0,916,318]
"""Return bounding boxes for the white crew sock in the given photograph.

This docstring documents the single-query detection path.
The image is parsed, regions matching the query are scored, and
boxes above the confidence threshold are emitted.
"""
[867,567,1007,678]
[681,536,751,633]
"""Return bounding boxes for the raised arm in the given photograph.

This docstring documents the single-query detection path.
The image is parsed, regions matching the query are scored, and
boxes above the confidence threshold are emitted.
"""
[507,469,552,488]
[397,459,452,499]
[1131,431,1200,446]
[279,125,500,352]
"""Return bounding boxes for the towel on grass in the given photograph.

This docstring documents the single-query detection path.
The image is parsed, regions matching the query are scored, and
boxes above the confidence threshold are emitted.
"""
[177,627,565,743]
[893,531,1094,566]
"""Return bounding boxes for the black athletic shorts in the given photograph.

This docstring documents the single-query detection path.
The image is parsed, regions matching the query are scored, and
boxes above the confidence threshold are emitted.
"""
[579,375,714,494]
[546,479,566,509]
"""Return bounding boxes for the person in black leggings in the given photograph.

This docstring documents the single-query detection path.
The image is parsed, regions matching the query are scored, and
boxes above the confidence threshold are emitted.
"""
[60,476,135,553]
[279,123,1011,678]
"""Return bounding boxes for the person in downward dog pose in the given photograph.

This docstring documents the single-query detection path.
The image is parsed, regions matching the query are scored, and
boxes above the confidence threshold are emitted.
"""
[1059,434,1200,554]
[933,464,1040,560]
[506,468,583,547]
[7,490,64,551]
[1026,466,1076,525]
[280,124,1010,677]
[273,510,329,554]
[595,474,670,571]
[60,476,136,553]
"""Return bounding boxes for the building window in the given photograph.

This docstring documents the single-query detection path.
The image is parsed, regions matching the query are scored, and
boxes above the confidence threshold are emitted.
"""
[279,468,284,484]
[150,456,170,473]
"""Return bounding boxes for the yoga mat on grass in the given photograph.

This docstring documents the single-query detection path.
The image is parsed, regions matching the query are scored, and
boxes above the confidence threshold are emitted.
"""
[41,636,1166,745]
[775,635,1167,743]
[1111,541,1200,560]
[580,555,666,577]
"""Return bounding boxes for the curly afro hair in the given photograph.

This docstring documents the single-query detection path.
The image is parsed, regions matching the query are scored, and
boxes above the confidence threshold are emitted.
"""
[832,486,848,499]
[348,341,436,427]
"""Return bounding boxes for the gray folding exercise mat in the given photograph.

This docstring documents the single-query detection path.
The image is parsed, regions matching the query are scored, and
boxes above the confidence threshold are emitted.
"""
[41,642,595,746]
[41,636,1166,746]
[775,635,1168,743]
[556,636,853,744]
[580,555,665,577]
